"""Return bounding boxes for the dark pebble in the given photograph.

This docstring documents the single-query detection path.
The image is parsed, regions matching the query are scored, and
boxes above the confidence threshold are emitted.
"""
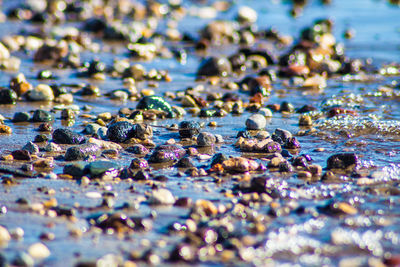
[0,88,18,105]
[38,123,53,132]
[179,121,200,138]
[327,153,358,170]
[34,134,48,143]
[126,144,149,155]
[63,162,86,178]
[11,150,31,161]
[176,157,195,168]
[136,95,174,118]
[197,57,232,77]
[32,109,54,122]
[13,112,30,122]
[64,143,100,161]
[106,121,135,143]
[134,170,149,180]
[53,128,86,144]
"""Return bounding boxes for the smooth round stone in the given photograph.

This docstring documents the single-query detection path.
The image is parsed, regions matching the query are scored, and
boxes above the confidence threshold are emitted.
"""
[27,84,54,101]
[32,110,54,122]
[13,112,30,122]
[149,188,175,205]
[28,242,50,259]
[258,108,273,117]
[237,6,258,24]
[245,114,267,130]
[197,57,232,77]
[197,132,216,147]
[0,226,10,244]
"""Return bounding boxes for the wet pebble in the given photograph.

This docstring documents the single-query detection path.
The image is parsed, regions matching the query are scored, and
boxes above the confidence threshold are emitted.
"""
[245,114,266,130]
[53,128,86,144]
[64,143,100,161]
[22,141,39,154]
[13,112,30,122]
[0,88,18,104]
[106,121,135,143]
[197,132,216,147]
[26,84,54,101]
[149,188,175,205]
[197,57,232,77]
[32,109,54,122]
[327,153,358,170]
[136,95,174,118]
[28,242,50,259]
[179,121,200,138]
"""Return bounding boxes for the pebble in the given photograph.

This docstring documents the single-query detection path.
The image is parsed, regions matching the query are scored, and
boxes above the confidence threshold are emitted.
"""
[179,121,200,138]
[258,108,273,117]
[63,162,86,178]
[197,57,232,77]
[149,188,175,205]
[32,109,54,122]
[13,112,30,122]
[22,141,39,154]
[0,88,18,104]
[43,142,62,152]
[64,143,100,161]
[85,160,120,178]
[245,114,267,130]
[197,132,216,147]
[28,242,50,259]
[0,226,11,244]
[136,95,174,118]
[327,153,358,170]
[26,84,54,101]
[106,121,135,143]
[53,128,86,144]
[237,6,258,24]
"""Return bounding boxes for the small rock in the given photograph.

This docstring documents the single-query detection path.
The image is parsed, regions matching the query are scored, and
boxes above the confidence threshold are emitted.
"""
[258,108,273,117]
[22,141,39,154]
[197,132,216,147]
[0,226,11,245]
[327,153,358,170]
[197,57,232,77]
[136,95,174,118]
[26,84,54,101]
[53,128,86,144]
[63,162,86,178]
[85,160,120,178]
[0,88,18,104]
[106,121,135,143]
[43,142,62,152]
[149,189,175,205]
[64,143,100,161]
[179,121,200,138]
[245,114,266,130]
[237,6,258,24]
[28,242,50,259]
[11,150,31,161]
[13,112,30,122]
[32,109,54,122]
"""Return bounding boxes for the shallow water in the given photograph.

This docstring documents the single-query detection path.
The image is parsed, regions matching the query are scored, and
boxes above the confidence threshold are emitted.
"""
[0,0,400,266]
